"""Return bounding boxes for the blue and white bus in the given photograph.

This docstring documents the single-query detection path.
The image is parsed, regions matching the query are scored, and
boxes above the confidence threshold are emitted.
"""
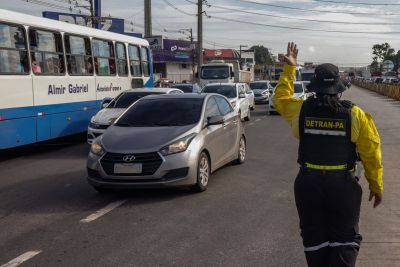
[0,9,154,149]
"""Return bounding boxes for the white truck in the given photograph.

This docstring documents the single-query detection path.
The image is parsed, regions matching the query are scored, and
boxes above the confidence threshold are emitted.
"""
[199,60,252,87]
[300,62,317,82]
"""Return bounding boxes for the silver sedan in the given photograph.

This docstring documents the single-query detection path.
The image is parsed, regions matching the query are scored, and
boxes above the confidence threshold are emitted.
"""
[87,93,246,192]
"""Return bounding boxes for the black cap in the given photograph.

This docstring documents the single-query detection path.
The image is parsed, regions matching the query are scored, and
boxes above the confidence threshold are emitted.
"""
[306,63,346,94]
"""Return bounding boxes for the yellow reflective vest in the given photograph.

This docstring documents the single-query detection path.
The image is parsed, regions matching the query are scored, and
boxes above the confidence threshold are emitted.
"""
[273,64,383,193]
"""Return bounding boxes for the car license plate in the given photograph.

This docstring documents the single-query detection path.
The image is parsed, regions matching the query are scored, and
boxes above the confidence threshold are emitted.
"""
[114,163,142,174]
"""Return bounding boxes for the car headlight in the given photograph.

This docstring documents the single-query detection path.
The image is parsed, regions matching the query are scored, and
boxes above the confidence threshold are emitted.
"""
[90,141,105,156]
[160,133,197,156]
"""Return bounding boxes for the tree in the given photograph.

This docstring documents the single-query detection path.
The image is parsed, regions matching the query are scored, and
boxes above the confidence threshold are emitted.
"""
[251,45,274,65]
[251,45,275,79]
[372,43,395,62]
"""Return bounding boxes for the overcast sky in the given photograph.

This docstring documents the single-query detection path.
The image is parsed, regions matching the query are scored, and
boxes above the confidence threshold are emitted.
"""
[2,0,400,66]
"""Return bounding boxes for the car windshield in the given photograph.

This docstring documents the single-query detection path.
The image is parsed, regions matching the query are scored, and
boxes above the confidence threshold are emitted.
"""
[203,85,237,98]
[107,92,163,109]
[250,82,268,90]
[173,85,193,93]
[115,98,204,127]
[301,73,315,81]
[201,66,229,79]
[294,84,303,93]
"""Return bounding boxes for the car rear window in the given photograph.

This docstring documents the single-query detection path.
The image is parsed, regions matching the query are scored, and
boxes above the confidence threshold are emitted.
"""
[116,98,204,127]
[203,85,237,98]
[108,92,163,108]
[250,82,268,89]
[173,85,193,93]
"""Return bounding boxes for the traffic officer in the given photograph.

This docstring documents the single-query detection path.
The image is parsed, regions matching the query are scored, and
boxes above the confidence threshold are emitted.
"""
[273,42,383,267]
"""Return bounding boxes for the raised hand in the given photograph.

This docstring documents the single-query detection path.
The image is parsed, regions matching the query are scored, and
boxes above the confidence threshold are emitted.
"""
[284,42,298,66]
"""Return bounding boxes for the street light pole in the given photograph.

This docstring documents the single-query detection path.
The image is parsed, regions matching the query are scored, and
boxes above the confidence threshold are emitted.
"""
[239,45,248,68]
[180,28,195,83]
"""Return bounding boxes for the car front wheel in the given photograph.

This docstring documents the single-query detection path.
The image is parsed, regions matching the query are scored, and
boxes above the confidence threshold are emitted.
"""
[235,136,246,164]
[190,152,210,192]
[245,107,251,121]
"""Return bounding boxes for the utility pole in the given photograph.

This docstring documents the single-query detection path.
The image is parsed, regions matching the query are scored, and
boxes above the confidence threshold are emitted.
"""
[189,28,195,83]
[181,28,195,82]
[144,0,152,38]
[89,0,95,28]
[197,0,203,73]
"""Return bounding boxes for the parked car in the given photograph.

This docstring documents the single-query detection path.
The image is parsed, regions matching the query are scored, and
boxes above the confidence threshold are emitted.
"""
[87,88,183,144]
[244,84,255,110]
[268,81,308,115]
[202,83,251,121]
[172,83,201,93]
[249,80,273,104]
[87,94,246,193]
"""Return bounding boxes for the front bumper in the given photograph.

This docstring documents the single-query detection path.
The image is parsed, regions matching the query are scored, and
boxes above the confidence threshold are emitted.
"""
[255,95,269,103]
[86,149,198,189]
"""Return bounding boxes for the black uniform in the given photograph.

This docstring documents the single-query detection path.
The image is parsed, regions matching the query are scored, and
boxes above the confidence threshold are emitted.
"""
[295,97,363,267]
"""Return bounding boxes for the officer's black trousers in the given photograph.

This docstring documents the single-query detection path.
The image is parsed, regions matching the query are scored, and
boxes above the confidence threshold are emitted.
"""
[294,168,363,267]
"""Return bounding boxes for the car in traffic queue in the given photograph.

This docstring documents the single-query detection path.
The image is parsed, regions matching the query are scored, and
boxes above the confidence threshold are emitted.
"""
[268,81,308,115]
[202,83,251,121]
[249,80,274,104]
[244,83,255,110]
[87,88,183,144]
[87,94,246,193]
[172,83,201,93]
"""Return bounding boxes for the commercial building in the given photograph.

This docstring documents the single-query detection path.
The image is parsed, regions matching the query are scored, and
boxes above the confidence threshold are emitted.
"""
[147,36,196,83]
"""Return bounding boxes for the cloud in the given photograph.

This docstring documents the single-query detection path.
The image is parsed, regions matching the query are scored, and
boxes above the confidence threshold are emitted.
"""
[308,46,315,53]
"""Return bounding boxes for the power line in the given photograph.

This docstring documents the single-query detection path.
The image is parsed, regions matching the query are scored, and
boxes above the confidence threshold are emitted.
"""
[238,0,400,16]
[209,4,400,26]
[312,0,400,6]
[207,14,400,34]
[162,0,195,16]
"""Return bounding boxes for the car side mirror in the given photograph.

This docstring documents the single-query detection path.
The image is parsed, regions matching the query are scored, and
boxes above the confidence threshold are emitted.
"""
[239,93,246,99]
[207,115,225,126]
[101,98,112,109]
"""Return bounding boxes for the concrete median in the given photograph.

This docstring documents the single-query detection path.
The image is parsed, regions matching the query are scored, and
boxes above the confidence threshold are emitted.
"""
[352,81,400,101]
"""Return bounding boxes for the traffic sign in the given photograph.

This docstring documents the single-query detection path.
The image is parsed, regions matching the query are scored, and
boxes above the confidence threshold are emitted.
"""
[382,60,394,72]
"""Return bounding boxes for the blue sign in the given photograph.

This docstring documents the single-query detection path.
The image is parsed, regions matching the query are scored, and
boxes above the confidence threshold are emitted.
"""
[42,11,125,34]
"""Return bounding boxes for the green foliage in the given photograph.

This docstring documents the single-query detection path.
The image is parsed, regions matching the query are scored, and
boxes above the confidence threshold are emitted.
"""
[250,45,274,65]
[371,43,400,72]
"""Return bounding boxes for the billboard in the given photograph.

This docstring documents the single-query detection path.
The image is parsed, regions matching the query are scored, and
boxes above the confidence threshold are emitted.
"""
[152,39,196,63]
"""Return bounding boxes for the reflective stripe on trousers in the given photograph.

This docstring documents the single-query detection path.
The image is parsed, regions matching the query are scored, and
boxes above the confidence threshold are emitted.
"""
[304,241,360,252]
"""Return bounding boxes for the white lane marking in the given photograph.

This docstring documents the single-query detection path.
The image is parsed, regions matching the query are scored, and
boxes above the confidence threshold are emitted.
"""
[255,118,261,122]
[1,251,42,267]
[248,122,254,126]
[80,200,127,223]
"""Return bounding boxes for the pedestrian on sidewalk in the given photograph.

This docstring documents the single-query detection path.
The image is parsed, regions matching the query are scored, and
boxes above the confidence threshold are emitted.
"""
[273,42,383,267]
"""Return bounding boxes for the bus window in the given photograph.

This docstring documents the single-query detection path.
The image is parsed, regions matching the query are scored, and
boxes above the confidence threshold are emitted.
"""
[65,34,93,76]
[128,44,141,77]
[92,39,116,76]
[141,47,150,77]
[116,42,128,76]
[0,22,29,75]
[29,29,65,75]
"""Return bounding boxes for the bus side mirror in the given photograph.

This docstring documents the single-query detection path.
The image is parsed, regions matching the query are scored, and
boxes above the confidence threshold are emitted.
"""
[195,72,199,78]
[231,71,235,77]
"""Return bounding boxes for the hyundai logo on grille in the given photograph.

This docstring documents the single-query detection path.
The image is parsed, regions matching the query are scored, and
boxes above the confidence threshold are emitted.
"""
[123,155,136,162]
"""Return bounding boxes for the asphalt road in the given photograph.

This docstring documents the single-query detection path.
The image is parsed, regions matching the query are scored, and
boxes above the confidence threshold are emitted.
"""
[0,85,399,267]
